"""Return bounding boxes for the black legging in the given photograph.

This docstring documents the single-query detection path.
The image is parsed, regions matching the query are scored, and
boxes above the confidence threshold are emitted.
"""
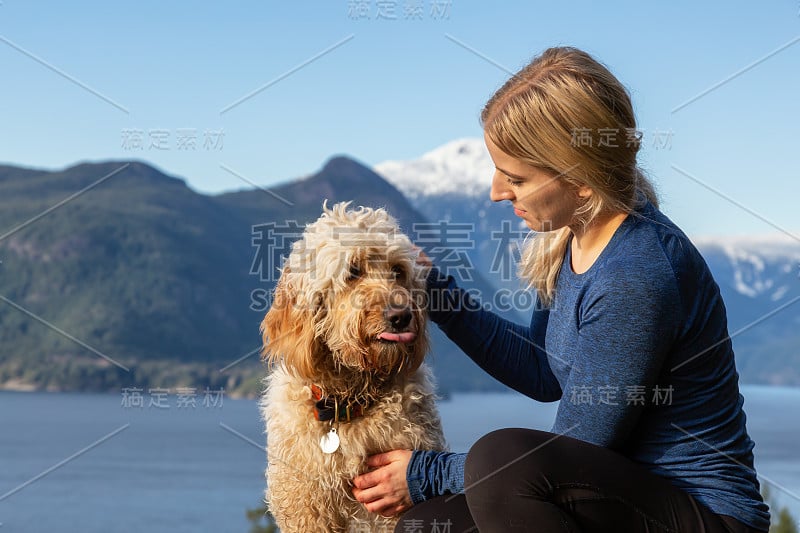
[395,428,766,533]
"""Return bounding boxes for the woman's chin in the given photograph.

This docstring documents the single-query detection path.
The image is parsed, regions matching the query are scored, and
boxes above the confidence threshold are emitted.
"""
[524,219,543,231]
[528,220,560,233]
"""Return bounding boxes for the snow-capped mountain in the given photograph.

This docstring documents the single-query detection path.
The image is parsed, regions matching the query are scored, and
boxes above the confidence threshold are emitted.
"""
[374,140,800,385]
[692,235,800,301]
[374,138,493,199]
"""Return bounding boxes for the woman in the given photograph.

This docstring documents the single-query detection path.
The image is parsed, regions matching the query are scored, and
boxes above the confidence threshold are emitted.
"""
[352,46,770,532]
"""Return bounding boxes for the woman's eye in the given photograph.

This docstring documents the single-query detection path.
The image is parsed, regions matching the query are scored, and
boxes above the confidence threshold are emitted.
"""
[506,177,522,187]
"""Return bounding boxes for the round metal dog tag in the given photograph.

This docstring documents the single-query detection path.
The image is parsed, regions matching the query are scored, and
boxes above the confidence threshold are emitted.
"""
[320,428,340,454]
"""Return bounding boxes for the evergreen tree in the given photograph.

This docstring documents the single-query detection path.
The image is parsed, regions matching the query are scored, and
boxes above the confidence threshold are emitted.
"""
[246,502,278,533]
[763,484,798,533]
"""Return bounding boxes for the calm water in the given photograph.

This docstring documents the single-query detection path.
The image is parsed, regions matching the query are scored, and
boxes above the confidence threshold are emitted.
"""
[0,385,798,532]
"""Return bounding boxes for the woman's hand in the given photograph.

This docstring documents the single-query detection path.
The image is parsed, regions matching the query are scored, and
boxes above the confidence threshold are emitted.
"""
[414,246,433,268]
[352,449,413,517]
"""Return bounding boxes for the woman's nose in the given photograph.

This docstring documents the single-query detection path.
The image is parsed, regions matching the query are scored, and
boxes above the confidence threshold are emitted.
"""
[490,172,514,202]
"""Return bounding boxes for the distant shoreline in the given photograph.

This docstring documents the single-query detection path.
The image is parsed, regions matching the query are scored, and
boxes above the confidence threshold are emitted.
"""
[0,379,41,392]
[3,381,799,398]
[0,380,258,399]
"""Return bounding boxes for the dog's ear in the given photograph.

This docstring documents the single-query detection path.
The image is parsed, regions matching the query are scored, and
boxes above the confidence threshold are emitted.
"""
[260,270,324,381]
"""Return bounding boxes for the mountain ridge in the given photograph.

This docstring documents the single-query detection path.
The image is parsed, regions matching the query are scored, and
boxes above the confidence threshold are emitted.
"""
[1,145,798,393]
[0,156,503,395]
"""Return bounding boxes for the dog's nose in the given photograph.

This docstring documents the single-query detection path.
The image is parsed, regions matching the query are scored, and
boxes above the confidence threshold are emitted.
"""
[384,307,412,331]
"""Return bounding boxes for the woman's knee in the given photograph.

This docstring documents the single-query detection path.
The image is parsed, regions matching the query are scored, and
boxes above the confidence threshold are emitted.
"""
[465,427,555,488]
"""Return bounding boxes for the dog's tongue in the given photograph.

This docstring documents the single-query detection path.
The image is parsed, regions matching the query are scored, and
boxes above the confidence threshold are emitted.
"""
[378,332,417,343]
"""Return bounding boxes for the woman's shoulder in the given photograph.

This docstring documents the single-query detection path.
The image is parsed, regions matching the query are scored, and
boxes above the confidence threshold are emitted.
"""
[614,201,716,289]
[577,204,717,324]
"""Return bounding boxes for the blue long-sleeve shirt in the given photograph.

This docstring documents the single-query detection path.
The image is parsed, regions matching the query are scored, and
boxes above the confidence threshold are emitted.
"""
[407,200,770,531]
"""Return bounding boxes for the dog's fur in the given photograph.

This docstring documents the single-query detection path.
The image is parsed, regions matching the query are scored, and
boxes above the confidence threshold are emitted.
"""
[260,202,446,532]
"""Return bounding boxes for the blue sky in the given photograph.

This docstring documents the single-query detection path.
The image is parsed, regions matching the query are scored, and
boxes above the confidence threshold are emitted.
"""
[1,0,798,237]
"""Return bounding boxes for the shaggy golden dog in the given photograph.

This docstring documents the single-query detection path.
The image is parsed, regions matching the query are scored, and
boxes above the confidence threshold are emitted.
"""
[260,202,446,532]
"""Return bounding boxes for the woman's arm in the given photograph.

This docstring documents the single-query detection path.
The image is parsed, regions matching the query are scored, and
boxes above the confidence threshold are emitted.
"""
[426,267,562,402]
[406,450,466,503]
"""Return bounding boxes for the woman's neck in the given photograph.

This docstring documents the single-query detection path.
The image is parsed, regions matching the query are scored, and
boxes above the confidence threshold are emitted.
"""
[569,211,629,274]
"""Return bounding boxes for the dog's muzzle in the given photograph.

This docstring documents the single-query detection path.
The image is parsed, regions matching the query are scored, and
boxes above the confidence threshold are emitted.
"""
[385,306,412,330]
[378,306,417,344]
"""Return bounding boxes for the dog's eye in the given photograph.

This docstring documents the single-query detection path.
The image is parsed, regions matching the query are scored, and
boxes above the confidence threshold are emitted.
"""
[391,265,405,280]
[347,264,362,281]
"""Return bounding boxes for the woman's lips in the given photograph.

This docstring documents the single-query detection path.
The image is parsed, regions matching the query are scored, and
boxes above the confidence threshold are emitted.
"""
[514,207,527,217]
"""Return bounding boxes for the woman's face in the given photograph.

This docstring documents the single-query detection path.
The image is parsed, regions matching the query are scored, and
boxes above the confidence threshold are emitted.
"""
[485,133,587,232]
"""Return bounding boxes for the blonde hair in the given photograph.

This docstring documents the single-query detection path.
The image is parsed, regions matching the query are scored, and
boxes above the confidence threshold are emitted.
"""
[480,46,658,307]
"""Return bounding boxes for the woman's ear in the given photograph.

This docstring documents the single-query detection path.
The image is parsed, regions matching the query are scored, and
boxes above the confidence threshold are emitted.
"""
[260,269,324,381]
